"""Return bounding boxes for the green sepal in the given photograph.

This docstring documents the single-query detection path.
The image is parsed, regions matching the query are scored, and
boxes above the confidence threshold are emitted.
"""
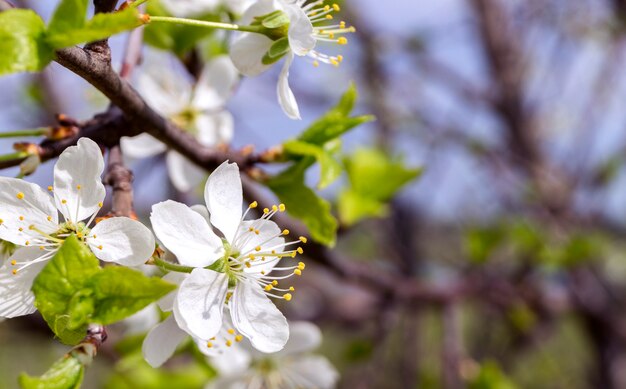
[262,37,290,65]
[261,10,290,29]
[19,354,84,389]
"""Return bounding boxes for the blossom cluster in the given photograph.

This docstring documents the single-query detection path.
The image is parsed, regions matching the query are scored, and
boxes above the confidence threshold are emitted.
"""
[0,137,336,388]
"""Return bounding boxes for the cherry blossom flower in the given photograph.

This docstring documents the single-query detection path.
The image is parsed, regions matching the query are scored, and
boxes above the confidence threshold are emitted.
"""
[206,321,339,389]
[121,53,238,192]
[230,0,355,119]
[147,161,307,362]
[0,138,156,318]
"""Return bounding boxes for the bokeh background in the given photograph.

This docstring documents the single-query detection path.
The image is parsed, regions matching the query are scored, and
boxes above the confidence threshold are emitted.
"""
[4,0,626,388]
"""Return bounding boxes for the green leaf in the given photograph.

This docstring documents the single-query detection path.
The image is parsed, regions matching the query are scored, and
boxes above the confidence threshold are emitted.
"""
[46,7,142,49]
[0,10,51,75]
[262,37,290,65]
[33,235,100,345]
[47,0,89,36]
[338,190,386,226]
[88,267,176,325]
[338,148,422,225]
[261,10,290,29]
[297,83,374,145]
[19,353,84,389]
[344,148,422,200]
[464,227,505,264]
[468,361,518,389]
[268,173,338,246]
[283,140,342,189]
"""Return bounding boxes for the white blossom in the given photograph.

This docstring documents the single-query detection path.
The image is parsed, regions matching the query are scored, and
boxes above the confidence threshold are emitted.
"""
[0,138,156,318]
[206,321,339,389]
[122,53,238,192]
[231,0,354,119]
[143,161,308,366]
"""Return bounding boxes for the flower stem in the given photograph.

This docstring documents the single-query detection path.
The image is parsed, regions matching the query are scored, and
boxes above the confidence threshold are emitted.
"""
[0,151,29,163]
[152,256,195,273]
[0,128,48,138]
[147,15,264,34]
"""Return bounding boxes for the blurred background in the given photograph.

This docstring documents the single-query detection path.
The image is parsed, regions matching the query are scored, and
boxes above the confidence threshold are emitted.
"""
[4,0,626,388]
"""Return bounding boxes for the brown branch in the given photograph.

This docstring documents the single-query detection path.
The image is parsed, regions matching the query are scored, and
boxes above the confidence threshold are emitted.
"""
[105,145,134,217]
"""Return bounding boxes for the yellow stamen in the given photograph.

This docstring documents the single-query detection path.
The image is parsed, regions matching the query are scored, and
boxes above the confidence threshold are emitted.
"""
[337,37,348,45]
[278,204,286,212]
[47,186,53,192]
[16,192,24,200]
[249,201,258,209]
[206,342,213,348]
[283,229,290,235]
[227,328,235,335]
[294,269,302,276]
[283,293,292,301]
[235,335,243,342]
[299,236,307,243]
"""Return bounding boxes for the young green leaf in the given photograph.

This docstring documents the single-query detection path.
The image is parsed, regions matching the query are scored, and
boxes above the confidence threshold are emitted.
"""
[268,172,338,246]
[45,7,142,49]
[87,266,176,325]
[339,148,422,226]
[47,0,89,37]
[337,189,386,226]
[283,140,342,189]
[19,351,84,389]
[32,235,100,345]
[0,10,51,75]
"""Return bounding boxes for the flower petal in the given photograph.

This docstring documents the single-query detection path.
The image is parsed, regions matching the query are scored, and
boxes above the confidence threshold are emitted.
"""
[0,177,58,245]
[286,355,339,389]
[230,33,274,77]
[138,52,192,115]
[204,161,243,243]
[240,0,279,25]
[142,315,188,368]
[0,247,50,318]
[192,56,239,111]
[174,268,228,340]
[150,200,223,268]
[158,272,187,312]
[237,220,284,276]
[166,152,205,193]
[87,217,155,266]
[195,111,235,147]
[277,53,301,120]
[121,133,167,159]
[278,321,322,356]
[53,138,106,223]
[230,281,289,353]
[282,1,316,55]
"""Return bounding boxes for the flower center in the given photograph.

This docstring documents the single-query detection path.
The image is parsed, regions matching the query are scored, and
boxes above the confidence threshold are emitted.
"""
[305,1,355,67]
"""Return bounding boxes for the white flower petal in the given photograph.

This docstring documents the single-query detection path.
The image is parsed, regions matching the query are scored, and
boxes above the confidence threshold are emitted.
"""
[124,304,160,335]
[138,54,192,115]
[158,272,187,312]
[88,217,155,267]
[277,53,301,120]
[190,204,211,224]
[121,134,167,159]
[166,152,206,193]
[237,220,284,276]
[150,200,223,268]
[285,355,339,389]
[53,138,105,223]
[230,281,289,353]
[278,321,322,356]
[282,1,316,55]
[0,178,58,245]
[230,33,274,77]
[174,268,229,340]
[204,161,243,243]
[193,56,239,111]
[0,247,50,318]
[240,0,279,25]
[203,341,251,376]
[195,111,235,147]
[142,315,188,368]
